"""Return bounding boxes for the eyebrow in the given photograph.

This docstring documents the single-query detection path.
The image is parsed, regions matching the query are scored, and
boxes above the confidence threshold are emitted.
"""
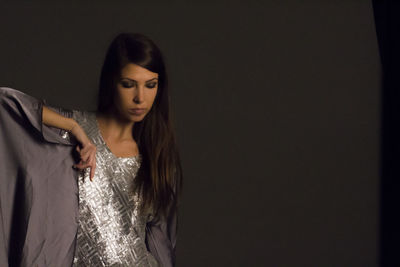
[121,77,158,82]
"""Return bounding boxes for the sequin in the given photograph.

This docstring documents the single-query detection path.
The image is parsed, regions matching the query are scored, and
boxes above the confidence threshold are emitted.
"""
[71,110,158,267]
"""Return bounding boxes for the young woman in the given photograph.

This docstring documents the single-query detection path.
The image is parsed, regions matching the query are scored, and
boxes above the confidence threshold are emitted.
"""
[0,33,182,267]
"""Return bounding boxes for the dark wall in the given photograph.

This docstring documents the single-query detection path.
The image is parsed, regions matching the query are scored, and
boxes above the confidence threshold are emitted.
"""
[0,1,380,266]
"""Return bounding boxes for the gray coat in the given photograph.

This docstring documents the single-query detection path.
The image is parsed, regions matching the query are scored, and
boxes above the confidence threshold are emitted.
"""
[0,87,176,267]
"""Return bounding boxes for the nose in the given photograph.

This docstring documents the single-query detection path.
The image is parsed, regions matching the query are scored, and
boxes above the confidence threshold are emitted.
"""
[134,84,144,103]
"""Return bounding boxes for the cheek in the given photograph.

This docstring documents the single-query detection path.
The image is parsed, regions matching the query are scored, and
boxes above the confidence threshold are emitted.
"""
[118,90,132,105]
[113,90,129,109]
[150,89,158,104]
[151,90,158,101]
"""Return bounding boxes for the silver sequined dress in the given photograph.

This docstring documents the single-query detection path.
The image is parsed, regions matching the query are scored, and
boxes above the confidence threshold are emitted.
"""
[70,110,159,267]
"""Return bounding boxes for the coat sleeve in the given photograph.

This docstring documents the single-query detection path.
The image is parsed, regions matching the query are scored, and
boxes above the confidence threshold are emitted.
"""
[0,86,76,145]
[145,174,179,267]
[145,203,178,267]
[0,87,79,267]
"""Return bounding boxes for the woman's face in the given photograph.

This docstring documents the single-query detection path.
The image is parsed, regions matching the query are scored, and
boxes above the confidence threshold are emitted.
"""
[113,63,158,122]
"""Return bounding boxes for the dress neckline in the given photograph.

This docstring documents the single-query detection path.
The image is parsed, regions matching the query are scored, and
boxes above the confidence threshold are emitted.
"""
[92,112,141,160]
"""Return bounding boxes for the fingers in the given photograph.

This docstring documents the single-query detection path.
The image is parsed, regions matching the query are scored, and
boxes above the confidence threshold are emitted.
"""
[74,160,95,182]
[77,144,93,163]
[73,143,97,182]
[80,150,91,163]
[76,146,90,164]
[90,160,96,181]
[74,158,93,169]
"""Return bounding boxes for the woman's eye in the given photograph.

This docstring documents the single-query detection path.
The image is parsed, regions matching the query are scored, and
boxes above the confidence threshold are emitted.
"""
[146,83,157,89]
[121,81,134,88]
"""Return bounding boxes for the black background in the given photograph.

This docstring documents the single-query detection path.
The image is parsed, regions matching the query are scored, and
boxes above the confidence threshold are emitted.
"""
[0,1,383,266]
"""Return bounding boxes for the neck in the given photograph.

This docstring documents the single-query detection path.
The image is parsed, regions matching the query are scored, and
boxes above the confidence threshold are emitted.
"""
[96,108,135,142]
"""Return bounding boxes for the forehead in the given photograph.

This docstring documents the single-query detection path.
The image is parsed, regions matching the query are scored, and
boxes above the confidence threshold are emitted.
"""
[120,63,158,81]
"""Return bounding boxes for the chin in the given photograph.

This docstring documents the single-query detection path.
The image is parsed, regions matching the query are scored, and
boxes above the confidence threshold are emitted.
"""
[128,113,147,121]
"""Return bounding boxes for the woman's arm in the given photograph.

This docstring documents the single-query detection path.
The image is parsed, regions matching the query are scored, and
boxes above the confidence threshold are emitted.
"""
[42,105,97,181]
[42,105,77,132]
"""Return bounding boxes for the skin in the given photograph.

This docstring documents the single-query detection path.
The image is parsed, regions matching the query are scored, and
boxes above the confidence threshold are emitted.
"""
[43,63,159,182]
[75,63,159,180]
[42,106,97,180]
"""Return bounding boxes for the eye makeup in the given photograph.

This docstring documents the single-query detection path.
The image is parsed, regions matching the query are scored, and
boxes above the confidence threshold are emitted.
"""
[119,78,158,89]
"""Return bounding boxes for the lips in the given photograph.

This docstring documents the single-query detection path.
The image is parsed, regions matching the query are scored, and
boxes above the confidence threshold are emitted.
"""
[129,108,146,115]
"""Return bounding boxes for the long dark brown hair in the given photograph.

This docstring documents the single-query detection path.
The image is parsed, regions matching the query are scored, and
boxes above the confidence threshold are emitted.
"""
[97,32,182,220]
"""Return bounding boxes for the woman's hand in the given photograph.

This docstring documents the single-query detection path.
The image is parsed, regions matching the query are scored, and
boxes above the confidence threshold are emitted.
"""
[70,123,97,181]
[41,106,96,181]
